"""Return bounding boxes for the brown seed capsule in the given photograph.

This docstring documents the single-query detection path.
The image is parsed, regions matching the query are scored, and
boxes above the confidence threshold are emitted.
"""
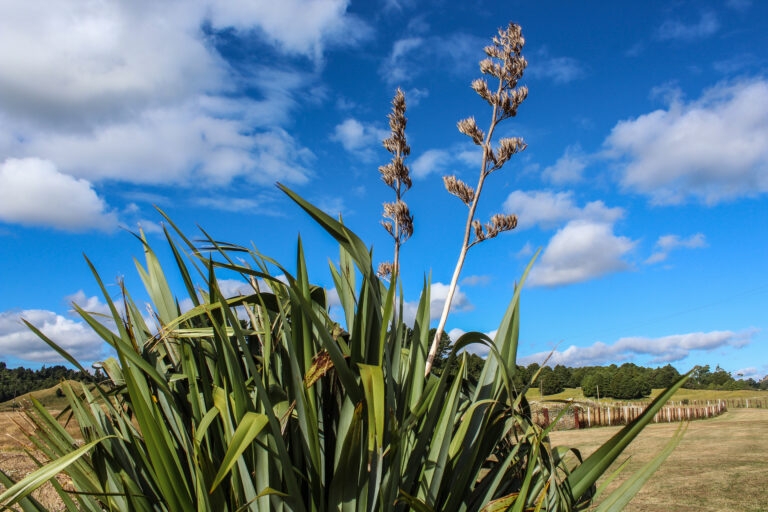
[457,117,485,145]
[443,175,475,206]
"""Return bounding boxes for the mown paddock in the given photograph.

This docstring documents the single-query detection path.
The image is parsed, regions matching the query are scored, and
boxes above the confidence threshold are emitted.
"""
[549,408,768,512]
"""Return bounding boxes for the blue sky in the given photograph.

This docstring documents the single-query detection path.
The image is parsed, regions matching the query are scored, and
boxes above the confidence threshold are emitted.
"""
[0,0,766,380]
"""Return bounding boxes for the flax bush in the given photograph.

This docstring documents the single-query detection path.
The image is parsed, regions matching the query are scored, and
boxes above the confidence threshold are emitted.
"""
[0,22,690,512]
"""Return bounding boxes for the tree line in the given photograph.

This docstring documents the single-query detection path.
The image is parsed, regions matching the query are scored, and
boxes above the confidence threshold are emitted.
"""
[428,330,767,399]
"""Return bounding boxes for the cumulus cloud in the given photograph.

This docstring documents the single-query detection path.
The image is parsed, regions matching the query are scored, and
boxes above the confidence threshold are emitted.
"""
[527,220,636,287]
[0,158,118,231]
[542,145,588,184]
[645,233,707,264]
[400,282,473,326]
[503,190,624,230]
[519,329,757,367]
[0,0,366,218]
[411,149,452,179]
[656,11,720,41]
[331,118,388,159]
[604,78,768,204]
[0,309,105,363]
[4,106,314,186]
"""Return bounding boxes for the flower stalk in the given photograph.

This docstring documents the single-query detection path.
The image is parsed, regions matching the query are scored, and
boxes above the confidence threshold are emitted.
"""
[379,88,413,281]
[425,23,528,376]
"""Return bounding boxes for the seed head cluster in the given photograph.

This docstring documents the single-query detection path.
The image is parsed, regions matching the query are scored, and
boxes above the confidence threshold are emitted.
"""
[377,261,393,279]
[379,88,412,191]
[443,22,527,240]
[443,175,475,206]
[471,213,518,246]
[379,88,414,249]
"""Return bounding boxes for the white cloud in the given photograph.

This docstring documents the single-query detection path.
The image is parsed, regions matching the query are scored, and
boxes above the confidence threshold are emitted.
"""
[65,291,113,318]
[519,329,757,367]
[461,275,491,287]
[528,220,636,287]
[645,233,707,264]
[380,33,483,86]
[0,158,117,232]
[656,11,720,41]
[5,107,314,186]
[400,282,473,326]
[605,78,768,204]
[331,118,388,159]
[0,0,362,197]
[207,0,371,61]
[404,87,429,106]
[503,190,624,230]
[527,48,585,84]
[196,197,263,213]
[447,327,498,357]
[0,309,105,363]
[542,145,587,184]
[411,149,452,179]
[382,37,425,85]
[326,288,342,308]
[734,366,766,380]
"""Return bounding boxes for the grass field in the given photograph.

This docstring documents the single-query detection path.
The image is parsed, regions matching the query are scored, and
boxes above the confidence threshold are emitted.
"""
[525,386,768,403]
[550,408,768,511]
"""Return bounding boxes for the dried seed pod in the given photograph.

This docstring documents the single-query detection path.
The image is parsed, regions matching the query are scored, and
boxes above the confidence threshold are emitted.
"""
[443,175,475,206]
[490,213,518,234]
[471,78,493,103]
[457,117,485,145]
[377,261,393,279]
[380,88,412,193]
[472,219,485,242]
[495,137,527,167]
[383,200,414,243]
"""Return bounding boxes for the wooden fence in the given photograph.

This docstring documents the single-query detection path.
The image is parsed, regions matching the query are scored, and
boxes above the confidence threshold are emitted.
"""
[534,400,729,430]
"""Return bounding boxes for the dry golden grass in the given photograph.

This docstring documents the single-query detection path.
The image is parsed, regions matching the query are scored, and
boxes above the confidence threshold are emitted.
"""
[550,408,768,511]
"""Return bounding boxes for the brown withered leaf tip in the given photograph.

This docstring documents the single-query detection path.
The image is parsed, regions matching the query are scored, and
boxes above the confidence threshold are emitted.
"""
[304,351,335,389]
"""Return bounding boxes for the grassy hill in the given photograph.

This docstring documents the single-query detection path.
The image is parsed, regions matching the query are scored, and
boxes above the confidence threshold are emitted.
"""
[0,380,93,412]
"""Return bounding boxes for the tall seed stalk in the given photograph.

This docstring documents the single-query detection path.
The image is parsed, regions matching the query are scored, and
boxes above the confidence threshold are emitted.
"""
[425,22,528,376]
[378,88,414,281]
